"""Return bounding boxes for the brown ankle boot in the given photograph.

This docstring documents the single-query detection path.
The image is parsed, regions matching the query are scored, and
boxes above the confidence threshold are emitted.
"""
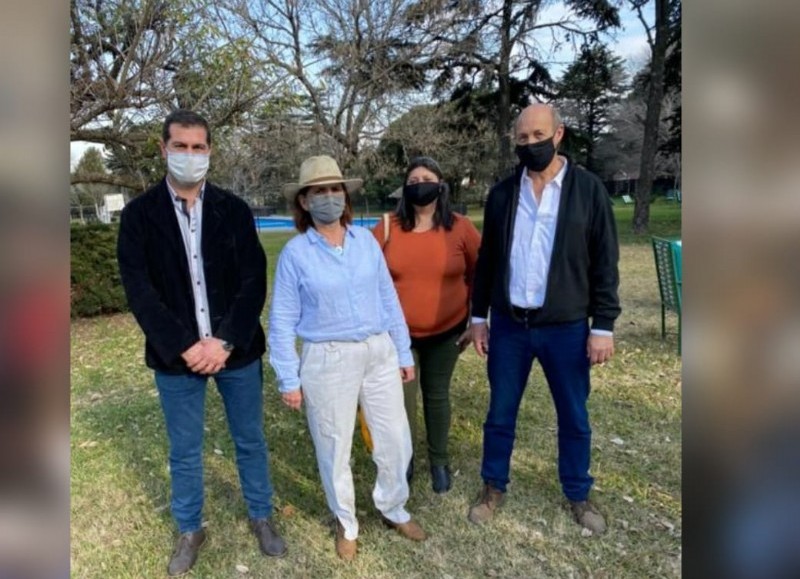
[167,529,206,576]
[569,500,607,534]
[381,516,428,541]
[468,484,505,524]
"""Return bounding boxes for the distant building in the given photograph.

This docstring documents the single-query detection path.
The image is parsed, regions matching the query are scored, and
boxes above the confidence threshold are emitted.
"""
[97,193,126,224]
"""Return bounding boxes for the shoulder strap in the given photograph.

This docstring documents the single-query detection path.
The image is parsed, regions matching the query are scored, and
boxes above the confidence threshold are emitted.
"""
[382,212,391,249]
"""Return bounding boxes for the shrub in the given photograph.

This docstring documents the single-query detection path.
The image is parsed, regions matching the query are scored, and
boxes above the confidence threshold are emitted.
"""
[71,223,128,317]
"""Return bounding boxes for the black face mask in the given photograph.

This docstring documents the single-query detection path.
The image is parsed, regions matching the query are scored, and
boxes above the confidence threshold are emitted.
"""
[403,182,441,206]
[515,137,556,172]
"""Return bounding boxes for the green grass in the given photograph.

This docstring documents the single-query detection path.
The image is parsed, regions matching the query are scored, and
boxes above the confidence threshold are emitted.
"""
[71,205,681,578]
[611,200,682,246]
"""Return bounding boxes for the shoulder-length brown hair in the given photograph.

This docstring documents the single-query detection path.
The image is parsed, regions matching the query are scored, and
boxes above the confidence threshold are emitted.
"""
[292,186,355,232]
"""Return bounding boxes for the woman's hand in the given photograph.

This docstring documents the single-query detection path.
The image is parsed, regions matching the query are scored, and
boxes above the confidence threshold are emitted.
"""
[400,366,416,382]
[281,389,303,410]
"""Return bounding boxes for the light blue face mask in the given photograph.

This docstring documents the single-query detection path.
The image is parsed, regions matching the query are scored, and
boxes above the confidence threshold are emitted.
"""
[308,193,346,224]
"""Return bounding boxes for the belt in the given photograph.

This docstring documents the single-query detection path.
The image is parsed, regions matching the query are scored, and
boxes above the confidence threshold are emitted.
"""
[511,306,543,328]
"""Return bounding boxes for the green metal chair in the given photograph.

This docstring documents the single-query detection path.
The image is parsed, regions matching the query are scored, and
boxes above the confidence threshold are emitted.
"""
[652,237,682,353]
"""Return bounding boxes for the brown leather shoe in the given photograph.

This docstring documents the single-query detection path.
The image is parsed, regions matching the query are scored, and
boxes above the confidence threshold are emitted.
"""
[468,484,505,524]
[381,516,427,541]
[167,529,206,576]
[569,500,607,534]
[250,517,287,557]
[335,520,357,561]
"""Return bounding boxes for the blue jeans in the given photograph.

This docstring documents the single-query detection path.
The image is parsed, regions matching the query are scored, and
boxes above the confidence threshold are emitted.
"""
[155,359,273,533]
[482,312,593,501]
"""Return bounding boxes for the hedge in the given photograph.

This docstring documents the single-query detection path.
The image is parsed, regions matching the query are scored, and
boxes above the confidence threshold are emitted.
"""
[71,223,129,317]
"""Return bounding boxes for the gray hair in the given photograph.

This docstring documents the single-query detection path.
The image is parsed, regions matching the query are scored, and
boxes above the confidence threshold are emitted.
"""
[512,103,563,136]
[552,106,562,129]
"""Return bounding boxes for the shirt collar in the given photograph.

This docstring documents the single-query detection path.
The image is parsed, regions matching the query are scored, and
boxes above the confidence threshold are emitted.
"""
[552,156,568,187]
[305,224,355,245]
[166,178,206,204]
[520,155,569,190]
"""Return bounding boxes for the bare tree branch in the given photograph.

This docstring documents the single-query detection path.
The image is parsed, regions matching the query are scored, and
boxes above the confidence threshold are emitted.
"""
[71,173,143,190]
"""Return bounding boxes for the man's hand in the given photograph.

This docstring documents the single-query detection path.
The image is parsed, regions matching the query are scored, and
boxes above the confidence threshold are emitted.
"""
[400,366,415,382]
[472,322,489,358]
[181,337,230,375]
[281,389,303,410]
[181,340,219,374]
[587,334,614,365]
[455,327,473,353]
[196,337,231,374]
[181,341,207,372]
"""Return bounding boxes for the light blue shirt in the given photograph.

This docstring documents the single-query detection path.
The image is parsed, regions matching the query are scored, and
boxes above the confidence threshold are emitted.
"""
[167,180,212,339]
[268,225,413,393]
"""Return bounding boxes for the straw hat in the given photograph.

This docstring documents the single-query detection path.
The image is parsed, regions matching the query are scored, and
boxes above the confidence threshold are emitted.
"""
[282,155,363,200]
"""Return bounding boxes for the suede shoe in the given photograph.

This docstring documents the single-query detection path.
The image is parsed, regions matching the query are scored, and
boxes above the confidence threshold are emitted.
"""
[468,484,505,524]
[335,520,357,561]
[250,517,287,557]
[569,500,607,534]
[381,516,428,541]
[430,465,452,494]
[167,529,206,576]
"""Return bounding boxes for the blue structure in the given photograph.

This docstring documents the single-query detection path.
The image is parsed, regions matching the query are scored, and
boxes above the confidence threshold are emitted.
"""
[255,215,380,232]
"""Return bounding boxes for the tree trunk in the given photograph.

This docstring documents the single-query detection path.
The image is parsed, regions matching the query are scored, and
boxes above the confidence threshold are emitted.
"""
[496,0,513,180]
[633,0,671,234]
[586,104,596,172]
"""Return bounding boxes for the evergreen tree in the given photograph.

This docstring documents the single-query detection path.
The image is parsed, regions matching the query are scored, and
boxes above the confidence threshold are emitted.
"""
[557,44,626,173]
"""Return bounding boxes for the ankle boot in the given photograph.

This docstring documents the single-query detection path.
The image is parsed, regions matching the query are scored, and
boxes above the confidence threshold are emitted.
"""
[430,465,452,494]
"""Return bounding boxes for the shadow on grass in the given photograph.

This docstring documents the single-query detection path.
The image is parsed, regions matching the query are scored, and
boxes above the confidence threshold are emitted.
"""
[74,378,332,536]
[444,355,681,521]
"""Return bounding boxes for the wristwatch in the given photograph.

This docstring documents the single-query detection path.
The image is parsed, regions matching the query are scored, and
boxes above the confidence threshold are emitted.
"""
[220,340,234,352]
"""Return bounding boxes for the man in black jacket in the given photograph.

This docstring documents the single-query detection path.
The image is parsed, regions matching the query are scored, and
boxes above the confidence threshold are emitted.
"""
[467,104,620,534]
[117,110,286,575]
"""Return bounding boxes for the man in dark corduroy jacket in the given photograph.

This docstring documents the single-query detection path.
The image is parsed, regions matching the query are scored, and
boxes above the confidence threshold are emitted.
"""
[117,110,286,575]
[467,103,620,535]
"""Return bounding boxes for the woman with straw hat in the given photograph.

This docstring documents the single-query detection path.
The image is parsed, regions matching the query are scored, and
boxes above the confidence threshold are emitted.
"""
[268,155,427,561]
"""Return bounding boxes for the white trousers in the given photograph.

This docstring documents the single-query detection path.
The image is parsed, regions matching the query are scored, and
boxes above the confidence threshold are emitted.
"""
[300,332,413,540]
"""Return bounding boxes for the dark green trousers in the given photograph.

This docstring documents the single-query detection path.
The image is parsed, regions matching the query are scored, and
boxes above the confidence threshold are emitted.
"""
[404,323,464,467]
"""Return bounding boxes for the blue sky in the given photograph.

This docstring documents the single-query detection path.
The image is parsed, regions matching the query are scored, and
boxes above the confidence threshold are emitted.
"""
[539,1,652,79]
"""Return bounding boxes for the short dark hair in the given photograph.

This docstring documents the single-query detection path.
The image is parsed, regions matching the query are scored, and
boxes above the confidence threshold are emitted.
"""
[292,186,354,233]
[162,109,211,146]
[395,156,454,231]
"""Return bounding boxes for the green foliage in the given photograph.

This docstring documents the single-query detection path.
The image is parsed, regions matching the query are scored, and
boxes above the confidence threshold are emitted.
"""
[558,43,627,173]
[375,100,500,201]
[74,147,107,175]
[71,224,128,318]
[105,126,163,192]
[72,147,113,207]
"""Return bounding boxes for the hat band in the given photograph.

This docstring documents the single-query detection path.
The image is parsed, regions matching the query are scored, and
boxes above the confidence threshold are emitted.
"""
[302,175,346,186]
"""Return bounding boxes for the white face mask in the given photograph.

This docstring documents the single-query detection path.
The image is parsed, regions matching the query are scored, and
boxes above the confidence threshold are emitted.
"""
[167,151,209,186]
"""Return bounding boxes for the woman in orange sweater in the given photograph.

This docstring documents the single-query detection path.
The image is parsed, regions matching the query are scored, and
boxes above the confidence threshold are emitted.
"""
[372,157,481,493]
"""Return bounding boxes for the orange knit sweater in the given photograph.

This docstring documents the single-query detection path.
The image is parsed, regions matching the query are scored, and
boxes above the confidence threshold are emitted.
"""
[372,213,481,338]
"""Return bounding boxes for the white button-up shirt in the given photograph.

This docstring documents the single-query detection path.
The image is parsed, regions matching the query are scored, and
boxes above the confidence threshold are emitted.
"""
[167,180,212,340]
[472,158,611,336]
[508,158,567,308]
